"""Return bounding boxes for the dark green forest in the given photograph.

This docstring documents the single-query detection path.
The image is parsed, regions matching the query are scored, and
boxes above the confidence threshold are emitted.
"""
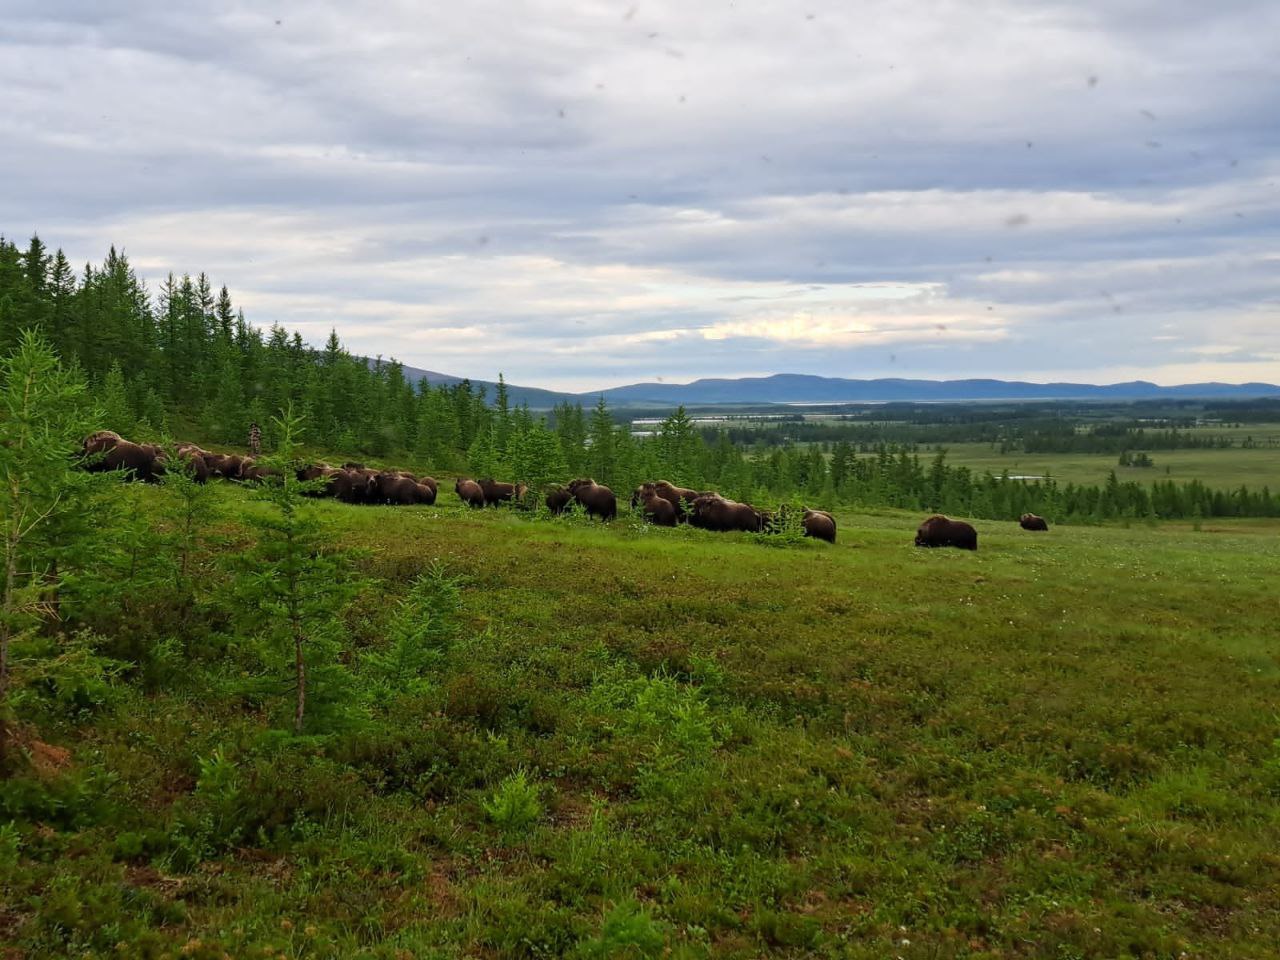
[2,233,1278,522]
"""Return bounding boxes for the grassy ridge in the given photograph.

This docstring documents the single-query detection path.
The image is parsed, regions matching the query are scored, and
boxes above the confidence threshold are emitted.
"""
[5,487,1280,958]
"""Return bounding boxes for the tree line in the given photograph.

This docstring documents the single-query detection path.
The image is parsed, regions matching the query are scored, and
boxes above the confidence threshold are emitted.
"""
[3,233,1279,522]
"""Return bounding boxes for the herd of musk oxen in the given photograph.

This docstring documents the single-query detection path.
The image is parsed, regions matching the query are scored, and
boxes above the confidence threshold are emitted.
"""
[77,431,1053,550]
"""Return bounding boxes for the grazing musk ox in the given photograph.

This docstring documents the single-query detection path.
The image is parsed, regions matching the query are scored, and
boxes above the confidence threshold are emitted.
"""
[455,478,486,508]
[80,430,123,455]
[477,478,526,506]
[324,467,368,504]
[568,478,617,521]
[78,432,162,482]
[631,483,677,526]
[915,514,978,551]
[239,458,281,483]
[648,480,704,521]
[372,472,436,505]
[802,507,837,544]
[1019,513,1049,531]
[545,485,573,515]
[205,453,248,480]
[687,493,766,533]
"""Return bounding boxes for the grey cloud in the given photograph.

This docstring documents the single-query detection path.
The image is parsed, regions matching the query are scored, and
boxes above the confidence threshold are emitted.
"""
[2,0,1278,388]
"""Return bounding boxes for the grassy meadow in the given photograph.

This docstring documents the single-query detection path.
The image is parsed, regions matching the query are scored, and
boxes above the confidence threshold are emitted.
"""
[4,483,1280,959]
[935,432,1280,489]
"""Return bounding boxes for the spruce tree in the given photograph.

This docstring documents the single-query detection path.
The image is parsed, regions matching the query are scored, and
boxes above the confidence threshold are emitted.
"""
[587,396,617,484]
[99,360,134,434]
[656,406,699,486]
[0,330,100,765]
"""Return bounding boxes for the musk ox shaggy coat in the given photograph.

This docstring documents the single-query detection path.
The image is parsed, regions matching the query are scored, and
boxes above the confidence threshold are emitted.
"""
[1020,513,1049,531]
[802,508,837,544]
[631,484,677,526]
[165,447,210,483]
[915,514,978,551]
[373,473,436,506]
[205,453,248,480]
[477,479,527,506]
[545,486,573,514]
[648,480,704,520]
[81,430,123,455]
[79,434,162,482]
[688,494,766,533]
[455,478,486,508]
[568,478,617,521]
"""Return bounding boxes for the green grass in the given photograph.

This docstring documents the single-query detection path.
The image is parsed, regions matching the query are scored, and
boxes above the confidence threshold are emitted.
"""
[5,486,1280,958]
[938,437,1280,488]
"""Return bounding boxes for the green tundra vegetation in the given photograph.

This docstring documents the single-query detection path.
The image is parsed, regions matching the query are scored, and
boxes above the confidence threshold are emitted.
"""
[1,317,1279,957]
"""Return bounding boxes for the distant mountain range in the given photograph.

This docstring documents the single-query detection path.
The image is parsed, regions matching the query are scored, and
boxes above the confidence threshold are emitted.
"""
[374,362,1280,408]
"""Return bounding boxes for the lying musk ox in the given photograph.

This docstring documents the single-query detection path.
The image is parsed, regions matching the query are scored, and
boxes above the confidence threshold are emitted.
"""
[802,507,837,544]
[688,493,765,533]
[631,484,677,526]
[1020,513,1049,531]
[915,514,978,551]
[545,486,573,515]
[455,478,486,508]
[478,478,527,506]
[568,478,617,521]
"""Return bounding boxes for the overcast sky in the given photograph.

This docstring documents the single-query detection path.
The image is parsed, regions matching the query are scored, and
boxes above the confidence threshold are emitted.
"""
[3,1,1278,390]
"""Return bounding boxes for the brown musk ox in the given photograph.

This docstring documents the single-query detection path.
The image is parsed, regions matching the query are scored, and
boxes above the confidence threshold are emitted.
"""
[455,477,486,508]
[297,463,333,483]
[915,514,978,551]
[545,485,573,514]
[175,442,211,461]
[567,478,617,521]
[632,484,677,526]
[802,507,837,544]
[239,458,281,483]
[205,453,248,480]
[477,478,527,506]
[1019,513,1049,531]
[687,493,766,533]
[372,472,436,506]
[81,430,123,456]
[340,466,380,502]
[162,446,211,483]
[321,467,368,504]
[297,463,339,497]
[648,480,705,520]
[78,433,162,482]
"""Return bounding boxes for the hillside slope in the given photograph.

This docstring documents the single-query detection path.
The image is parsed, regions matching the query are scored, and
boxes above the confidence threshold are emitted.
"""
[6,489,1280,958]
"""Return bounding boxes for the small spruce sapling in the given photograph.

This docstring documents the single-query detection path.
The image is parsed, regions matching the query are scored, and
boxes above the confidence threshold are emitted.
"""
[232,405,359,735]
